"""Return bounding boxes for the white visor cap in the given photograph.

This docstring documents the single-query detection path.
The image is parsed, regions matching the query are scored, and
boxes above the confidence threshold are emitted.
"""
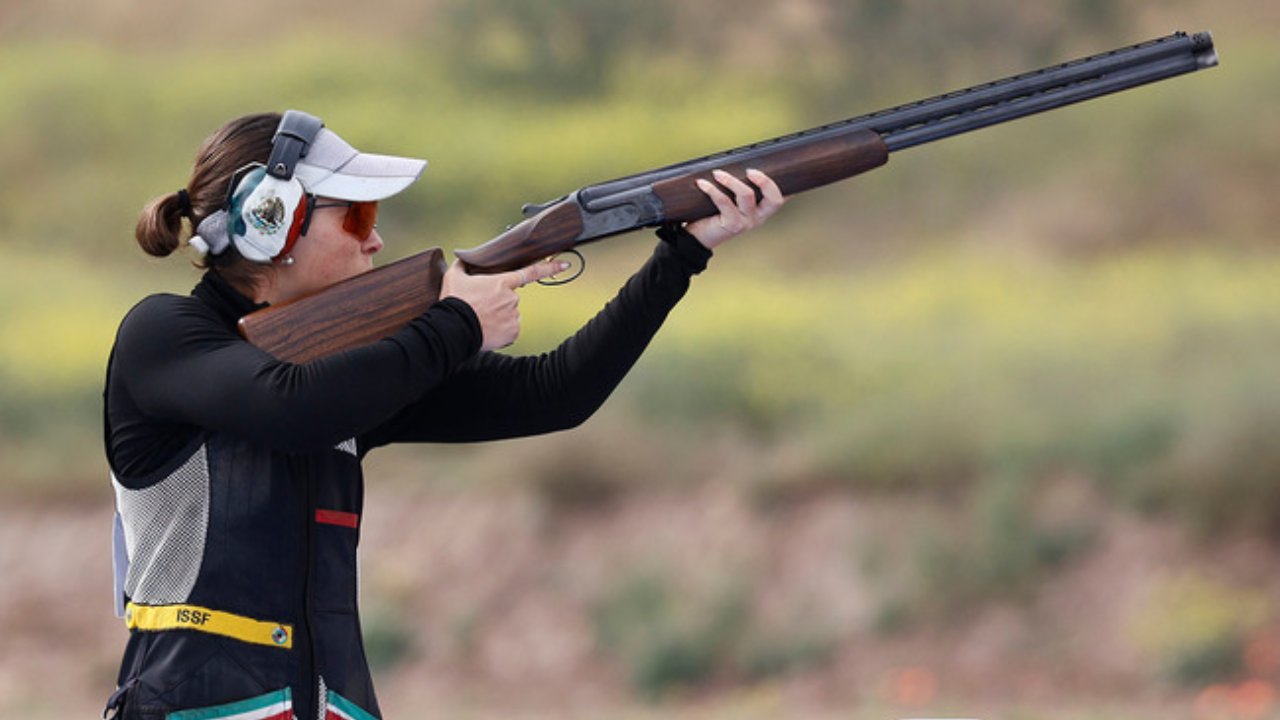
[293,128,427,202]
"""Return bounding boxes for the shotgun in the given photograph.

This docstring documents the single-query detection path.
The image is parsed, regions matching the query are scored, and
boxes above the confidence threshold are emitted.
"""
[240,31,1218,363]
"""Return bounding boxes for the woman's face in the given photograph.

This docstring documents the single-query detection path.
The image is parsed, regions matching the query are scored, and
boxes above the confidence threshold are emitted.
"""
[269,200,383,303]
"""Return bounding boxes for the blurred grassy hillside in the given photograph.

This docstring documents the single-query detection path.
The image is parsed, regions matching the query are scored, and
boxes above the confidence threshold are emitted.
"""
[1,0,1277,530]
[4,1,1280,717]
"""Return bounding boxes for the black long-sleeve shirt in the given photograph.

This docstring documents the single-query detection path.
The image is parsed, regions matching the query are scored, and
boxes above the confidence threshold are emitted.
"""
[105,227,711,486]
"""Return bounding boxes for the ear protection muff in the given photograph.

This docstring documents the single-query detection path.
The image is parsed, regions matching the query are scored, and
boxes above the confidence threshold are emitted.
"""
[226,110,324,263]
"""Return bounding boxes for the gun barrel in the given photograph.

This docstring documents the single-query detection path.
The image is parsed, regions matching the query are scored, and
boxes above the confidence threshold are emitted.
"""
[877,31,1217,150]
[577,31,1216,205]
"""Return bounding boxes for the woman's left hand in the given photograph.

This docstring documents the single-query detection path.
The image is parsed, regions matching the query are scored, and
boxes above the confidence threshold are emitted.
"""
[685,168,787,250]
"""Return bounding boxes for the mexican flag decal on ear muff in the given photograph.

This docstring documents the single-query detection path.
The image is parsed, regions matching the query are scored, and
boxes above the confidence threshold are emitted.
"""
[227,166,308,263]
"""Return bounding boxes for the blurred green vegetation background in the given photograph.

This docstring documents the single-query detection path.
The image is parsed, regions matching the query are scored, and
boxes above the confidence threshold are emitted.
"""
[1,0,1278,716]
[3,0,1275,511]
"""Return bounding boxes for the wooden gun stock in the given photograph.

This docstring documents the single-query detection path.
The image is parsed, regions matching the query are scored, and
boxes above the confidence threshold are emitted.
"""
[237,248,447,363]
[454,202,586,275]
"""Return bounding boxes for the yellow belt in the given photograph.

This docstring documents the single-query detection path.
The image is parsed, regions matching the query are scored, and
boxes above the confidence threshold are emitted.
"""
[124,602,293,650]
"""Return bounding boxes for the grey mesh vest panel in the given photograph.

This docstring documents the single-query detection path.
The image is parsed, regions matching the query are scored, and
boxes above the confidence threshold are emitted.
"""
[112,445,210,604]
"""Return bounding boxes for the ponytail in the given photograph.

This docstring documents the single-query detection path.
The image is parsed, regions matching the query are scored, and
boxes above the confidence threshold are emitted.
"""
[135,191,186,258]
[132,113,281,284]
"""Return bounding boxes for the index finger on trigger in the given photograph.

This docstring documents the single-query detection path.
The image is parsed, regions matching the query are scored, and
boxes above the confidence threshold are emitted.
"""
[516,258,572,288]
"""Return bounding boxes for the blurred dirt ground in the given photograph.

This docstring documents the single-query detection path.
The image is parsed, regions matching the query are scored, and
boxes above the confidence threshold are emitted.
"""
[5,483,1279,719]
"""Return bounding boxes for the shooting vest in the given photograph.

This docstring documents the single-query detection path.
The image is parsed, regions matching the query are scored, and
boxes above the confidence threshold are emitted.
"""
[106,299,381,720]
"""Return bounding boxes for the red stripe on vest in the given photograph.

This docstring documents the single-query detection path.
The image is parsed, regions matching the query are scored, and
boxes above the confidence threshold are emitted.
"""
[315,509,359,529]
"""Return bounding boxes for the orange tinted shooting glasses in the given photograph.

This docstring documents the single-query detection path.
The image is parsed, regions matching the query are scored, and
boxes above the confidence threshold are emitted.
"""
[313,200,379,239]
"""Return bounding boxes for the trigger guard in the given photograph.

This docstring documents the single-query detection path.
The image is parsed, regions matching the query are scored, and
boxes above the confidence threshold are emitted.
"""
[538,250,585,286]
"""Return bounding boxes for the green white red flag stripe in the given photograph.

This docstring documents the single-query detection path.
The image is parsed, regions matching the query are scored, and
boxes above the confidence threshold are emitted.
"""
[325,690,378,720]
[167,688,292,720]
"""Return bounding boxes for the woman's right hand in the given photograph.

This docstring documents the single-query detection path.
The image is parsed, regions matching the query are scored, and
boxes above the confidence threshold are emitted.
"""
[440,259,569,351]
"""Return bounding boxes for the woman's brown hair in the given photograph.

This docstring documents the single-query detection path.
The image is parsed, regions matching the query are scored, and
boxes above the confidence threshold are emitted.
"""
[134,112,282,293]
